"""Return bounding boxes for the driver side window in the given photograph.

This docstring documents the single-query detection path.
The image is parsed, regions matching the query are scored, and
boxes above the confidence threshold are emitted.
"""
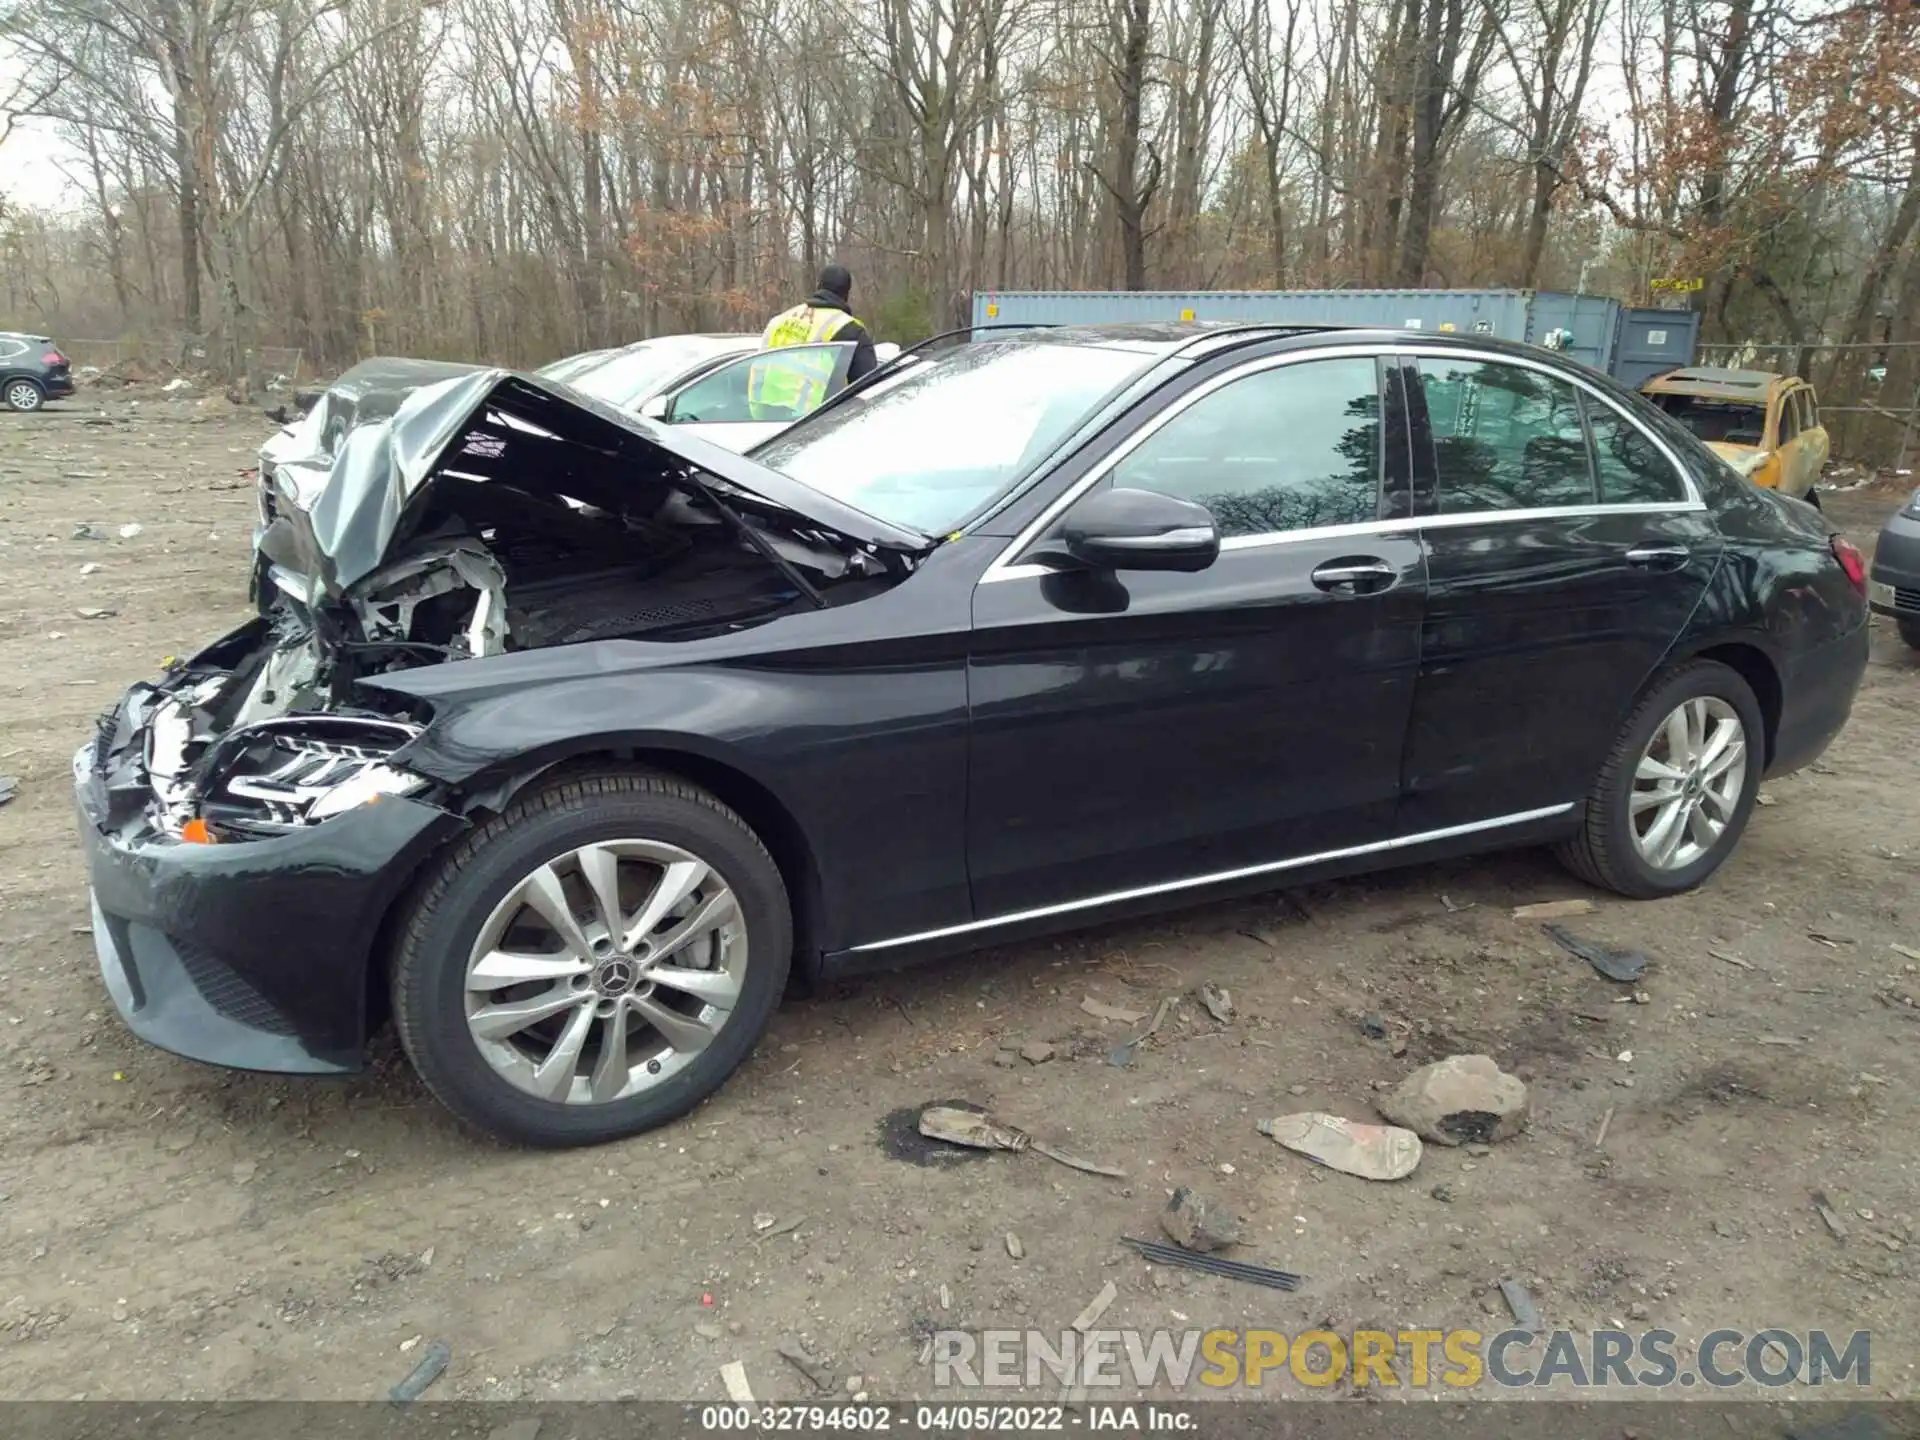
[670,345,844,424]
[1107,357,1384,539]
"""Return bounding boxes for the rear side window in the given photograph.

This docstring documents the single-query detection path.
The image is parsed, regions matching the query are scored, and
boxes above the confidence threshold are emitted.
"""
[1800,389,1819,429]
[1419,359,1591,513]
[1109,357,1383,538]
[1582,397,1688,504]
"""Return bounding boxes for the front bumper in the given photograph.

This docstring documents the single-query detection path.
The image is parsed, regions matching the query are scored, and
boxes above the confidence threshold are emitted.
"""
[73,686,466,1075]
[1868,509,1920,619]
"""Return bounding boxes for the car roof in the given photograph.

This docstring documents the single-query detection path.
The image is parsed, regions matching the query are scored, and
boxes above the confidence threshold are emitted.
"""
[1642,366,1787,400]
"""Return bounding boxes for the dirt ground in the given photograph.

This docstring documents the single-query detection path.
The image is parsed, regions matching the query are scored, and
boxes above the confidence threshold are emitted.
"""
[1,389,1917,1405]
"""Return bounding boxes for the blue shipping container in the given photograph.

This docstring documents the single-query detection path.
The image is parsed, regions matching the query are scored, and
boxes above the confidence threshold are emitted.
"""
[970,289,1698,384]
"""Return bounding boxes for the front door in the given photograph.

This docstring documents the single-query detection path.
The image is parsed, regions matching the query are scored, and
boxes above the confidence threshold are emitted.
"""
[966,352,1427,919]
[1399,352,1721,832]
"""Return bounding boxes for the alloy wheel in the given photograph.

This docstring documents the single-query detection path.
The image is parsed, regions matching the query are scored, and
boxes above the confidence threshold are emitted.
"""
[463,839,747,1104]
[1630,696,1748,871]
[6,381,42,411]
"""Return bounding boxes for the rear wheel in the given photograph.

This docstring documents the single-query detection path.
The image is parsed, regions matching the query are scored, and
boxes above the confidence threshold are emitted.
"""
[4,378,45,412]
[1557,661,1764,898]
[390,769,791,1146]
[1898,617,1920,651]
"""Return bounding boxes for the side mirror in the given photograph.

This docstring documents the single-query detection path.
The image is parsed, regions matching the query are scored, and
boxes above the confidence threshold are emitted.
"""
[1059,487,1220,573]
[638,393,670,421]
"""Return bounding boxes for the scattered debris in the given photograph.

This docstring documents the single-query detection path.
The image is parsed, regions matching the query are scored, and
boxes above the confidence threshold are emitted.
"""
[1498,1280,1543,1333]
[1195,982,1233,1023]
[1890,944,1920,963]
[1812,1192,1849,1242]
[1120,1235,1303,1291]
[1430,1183,1455,1202]
[75,607,116,620]
[777,1339,836,1392]
[1358,1013,1388,1039]
[939,1284,951,1310]
[117,523,143,539]
[1711,949,1756,970]
[1379,1054,1529,1146]
[1005,1233,1024,1260]
[387,1339,450,1403]
[79,562,100,576]
[1258,1112,1422,1181]
[1757,1035,1804,1047]
[162,378,194,395]
[1019,1041,1056,1065]
[752,1212,777,1232]
[1593,1106,1615,1150]
[754,1215,807,1243]
[1108,995,1176,1068]
[1545,924,1649,982]
[881,1101,990,1166]
[918,1104,1124,1177]
[1081,997,1147,1024]
[1160,1187,1244,1252]
[71,523,102,540]
[1756,792,1777,807]
[1513,898,1595,920]
[1070,1280,1118,1333]
[1029,1140,1126,1179]
[0,776,16,808]
[1439,894,1474,913]
[719,1360,756,1404]
[920,1106,1029,1152]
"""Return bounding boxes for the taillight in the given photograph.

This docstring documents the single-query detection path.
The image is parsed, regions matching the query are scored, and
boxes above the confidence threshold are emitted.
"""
[42,351,65,366]
[1831,536,1866,592]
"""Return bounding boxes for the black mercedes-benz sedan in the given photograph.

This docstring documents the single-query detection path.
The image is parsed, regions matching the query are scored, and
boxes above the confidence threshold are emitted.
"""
[73,323,1869,1146]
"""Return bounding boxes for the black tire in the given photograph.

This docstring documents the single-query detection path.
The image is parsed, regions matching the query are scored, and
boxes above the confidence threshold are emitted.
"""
[1557,660,1765,899]
[1801,486,1822,510]
[4,378,45,412]
[389,768,791,1147]
[1899,616,1920,651]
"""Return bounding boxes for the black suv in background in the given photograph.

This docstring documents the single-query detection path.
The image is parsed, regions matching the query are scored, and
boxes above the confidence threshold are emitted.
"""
[1,331,76,411]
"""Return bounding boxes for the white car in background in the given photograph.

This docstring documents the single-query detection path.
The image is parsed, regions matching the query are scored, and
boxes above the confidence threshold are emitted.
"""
[546,333,898,453]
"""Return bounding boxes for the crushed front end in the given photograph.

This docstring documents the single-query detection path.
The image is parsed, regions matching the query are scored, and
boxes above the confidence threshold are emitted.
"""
[73,620,469,1074]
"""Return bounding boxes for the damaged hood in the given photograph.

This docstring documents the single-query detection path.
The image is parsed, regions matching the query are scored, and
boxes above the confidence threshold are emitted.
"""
[259,366,931,594]
[1706,441,1770,479]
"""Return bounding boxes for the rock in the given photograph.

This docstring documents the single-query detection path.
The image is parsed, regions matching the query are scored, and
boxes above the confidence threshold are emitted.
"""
[117,523,143,539]
[1196,982,1233,1023]
[992,1049,1018,1069]
[1005,1232,1024,1259]
[1019,1041,1056,1065]
[845,1375,863,1393]
[1430,1184,1455,1202]
[1379,1054,1529,1147]
[1159,1186,1244,1251]
[1287,1083,1307,1096]
[1628,1303,1650,1321]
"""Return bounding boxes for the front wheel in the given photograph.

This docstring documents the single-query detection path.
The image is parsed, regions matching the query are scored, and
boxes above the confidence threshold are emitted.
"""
[4,379,45,412]
[1558,660,1764,898]
[389,769,792,1147]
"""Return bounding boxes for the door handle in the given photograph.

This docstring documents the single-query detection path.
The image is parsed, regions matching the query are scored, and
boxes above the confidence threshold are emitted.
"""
[1310,558,1398,593]
[1626,544,1690,571]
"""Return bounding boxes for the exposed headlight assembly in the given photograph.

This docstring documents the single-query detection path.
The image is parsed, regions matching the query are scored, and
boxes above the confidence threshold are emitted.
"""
[202,716,428,836]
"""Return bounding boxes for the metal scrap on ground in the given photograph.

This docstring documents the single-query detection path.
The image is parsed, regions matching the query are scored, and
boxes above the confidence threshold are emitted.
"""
[1544,923,1650,982]
[917,1105,1125,1178]
[386,1340,450,1403]
[1513,899,1596,920]
[1120,1235,1304,1291]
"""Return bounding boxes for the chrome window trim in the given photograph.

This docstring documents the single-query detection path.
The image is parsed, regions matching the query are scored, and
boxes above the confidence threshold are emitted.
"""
[848,801,1577,953]
[980,343,1703,584]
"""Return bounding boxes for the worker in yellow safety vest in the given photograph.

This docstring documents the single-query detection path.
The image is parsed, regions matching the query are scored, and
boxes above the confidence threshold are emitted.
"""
[749,264,879,419]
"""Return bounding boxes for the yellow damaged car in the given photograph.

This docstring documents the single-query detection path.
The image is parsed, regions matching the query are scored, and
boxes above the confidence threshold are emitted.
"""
[1641,366,1829,506]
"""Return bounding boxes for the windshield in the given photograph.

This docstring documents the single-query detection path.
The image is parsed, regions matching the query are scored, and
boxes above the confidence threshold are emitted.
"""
[1650,393,1768,447]
[566,340,748,409]
[750,341,1151,533]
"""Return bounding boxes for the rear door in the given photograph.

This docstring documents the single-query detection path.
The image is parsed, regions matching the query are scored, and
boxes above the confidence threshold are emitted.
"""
[966,349,1428,917]
[1399,351,1722,833]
